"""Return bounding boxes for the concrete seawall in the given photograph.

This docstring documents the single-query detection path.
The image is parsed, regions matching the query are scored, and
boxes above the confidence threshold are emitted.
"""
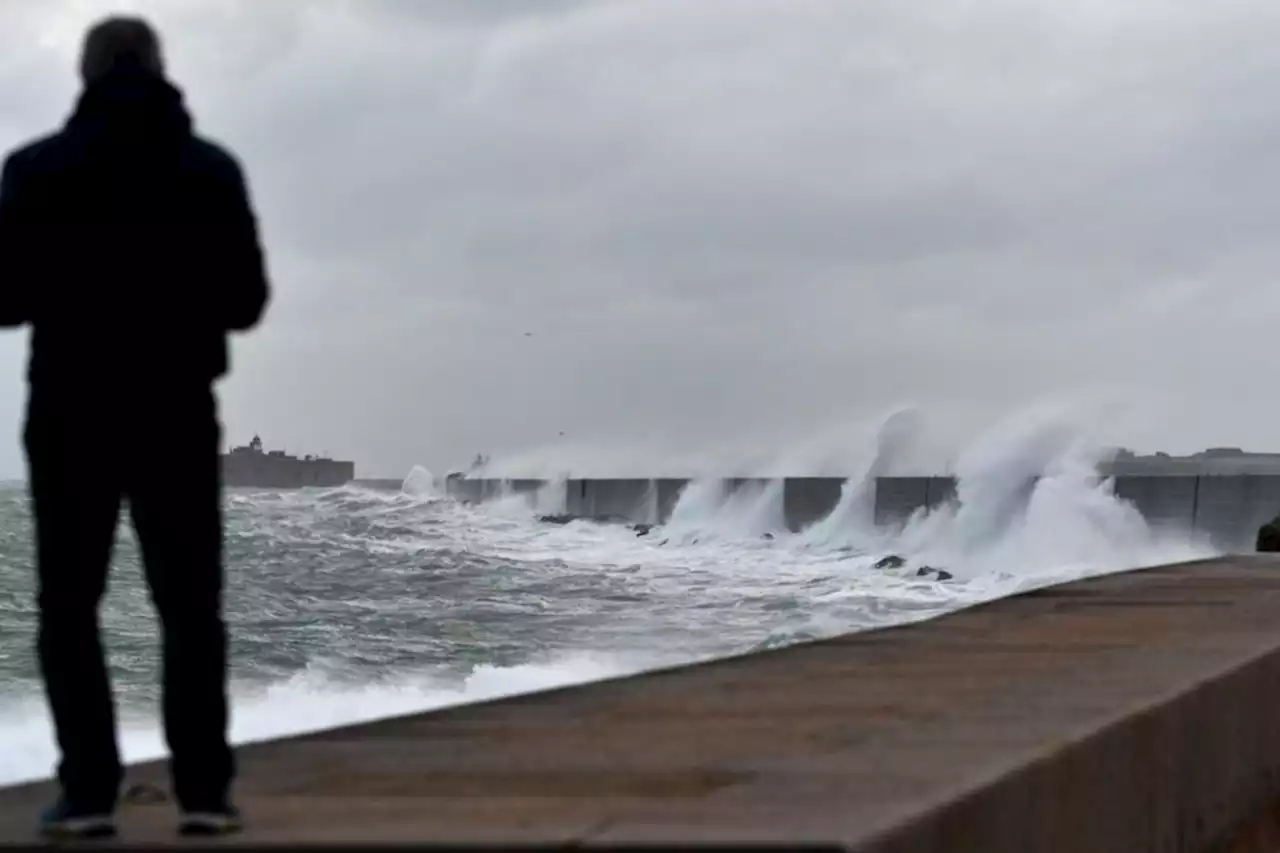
[448,474,1280,551]
[5,556,1280,847]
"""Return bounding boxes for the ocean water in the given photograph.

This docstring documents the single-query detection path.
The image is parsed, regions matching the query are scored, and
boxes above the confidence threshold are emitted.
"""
[0,416,1216,789]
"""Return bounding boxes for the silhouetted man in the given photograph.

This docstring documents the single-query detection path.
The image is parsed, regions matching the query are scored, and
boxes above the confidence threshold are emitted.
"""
[0,16,268,839]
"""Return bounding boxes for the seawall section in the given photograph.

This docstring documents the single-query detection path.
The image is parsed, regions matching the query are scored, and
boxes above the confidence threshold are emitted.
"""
[446,474,1280,550]
[5,556,1280,847]
[583,479,658,523]
[1194,476,1280,552]
[784,477,845,531]
[872,476,930,529]
[1111,474,1200,534]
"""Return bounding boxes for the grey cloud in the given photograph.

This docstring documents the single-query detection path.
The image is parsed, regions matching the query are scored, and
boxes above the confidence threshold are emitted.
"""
[376,0,601,27]
[0,0,1278,477]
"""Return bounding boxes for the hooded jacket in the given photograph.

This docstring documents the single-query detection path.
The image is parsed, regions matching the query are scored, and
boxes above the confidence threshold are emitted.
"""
[0,63,269,398]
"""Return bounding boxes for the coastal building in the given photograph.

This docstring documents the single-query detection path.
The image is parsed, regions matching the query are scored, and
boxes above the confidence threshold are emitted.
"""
[221,435,355,488]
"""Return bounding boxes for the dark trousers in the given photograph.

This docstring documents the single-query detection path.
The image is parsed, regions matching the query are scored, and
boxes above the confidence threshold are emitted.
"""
[24,388,234,811]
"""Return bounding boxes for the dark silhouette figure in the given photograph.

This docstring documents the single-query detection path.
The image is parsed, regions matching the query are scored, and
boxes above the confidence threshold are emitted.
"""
[0,16,268,839]
[1258,517,1280,552]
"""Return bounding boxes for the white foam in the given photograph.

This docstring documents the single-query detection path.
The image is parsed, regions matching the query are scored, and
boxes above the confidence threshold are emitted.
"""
[0,652,638,788]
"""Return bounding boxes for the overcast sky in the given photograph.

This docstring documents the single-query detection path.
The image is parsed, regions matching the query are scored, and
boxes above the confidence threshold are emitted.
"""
[0,0,1278,478]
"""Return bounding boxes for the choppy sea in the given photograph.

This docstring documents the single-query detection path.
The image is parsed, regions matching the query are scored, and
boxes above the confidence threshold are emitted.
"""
[0,420,1215,787]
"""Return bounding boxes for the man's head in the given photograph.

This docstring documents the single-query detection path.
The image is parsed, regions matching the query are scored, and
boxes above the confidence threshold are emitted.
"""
[79,16,166,85]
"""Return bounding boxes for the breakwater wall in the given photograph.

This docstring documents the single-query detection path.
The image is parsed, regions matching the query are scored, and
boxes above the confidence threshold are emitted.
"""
[445,474,1280,551]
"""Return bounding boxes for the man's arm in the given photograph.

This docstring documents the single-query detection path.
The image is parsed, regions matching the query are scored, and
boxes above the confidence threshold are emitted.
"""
[208,149,270,332]
[0,153,33,328]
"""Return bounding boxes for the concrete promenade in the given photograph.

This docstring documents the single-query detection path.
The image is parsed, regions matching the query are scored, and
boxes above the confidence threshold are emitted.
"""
[446,474,1280,551]
[4,556,1280,848]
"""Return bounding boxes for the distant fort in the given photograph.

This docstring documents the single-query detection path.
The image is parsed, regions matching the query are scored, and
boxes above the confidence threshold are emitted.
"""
[221,435,355,489]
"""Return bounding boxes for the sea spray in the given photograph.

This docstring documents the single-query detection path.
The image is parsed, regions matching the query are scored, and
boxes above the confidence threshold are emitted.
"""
[662,478,786,542]
[533,477,568,516]
[0,652,646,788]
[401,465,438,498]
[803,408,920,547]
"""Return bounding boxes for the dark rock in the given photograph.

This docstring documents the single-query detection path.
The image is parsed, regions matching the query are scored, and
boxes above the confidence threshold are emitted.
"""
[1258,518,1280,552]
[538,514,575,525]
[916,566,954,582]
[762,532,775,541]
[874,555,906,570]
[633,523,655,537]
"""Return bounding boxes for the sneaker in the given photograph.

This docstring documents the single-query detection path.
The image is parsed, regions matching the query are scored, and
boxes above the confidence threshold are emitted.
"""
[178,804,242,836]
[38,798,117,839]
